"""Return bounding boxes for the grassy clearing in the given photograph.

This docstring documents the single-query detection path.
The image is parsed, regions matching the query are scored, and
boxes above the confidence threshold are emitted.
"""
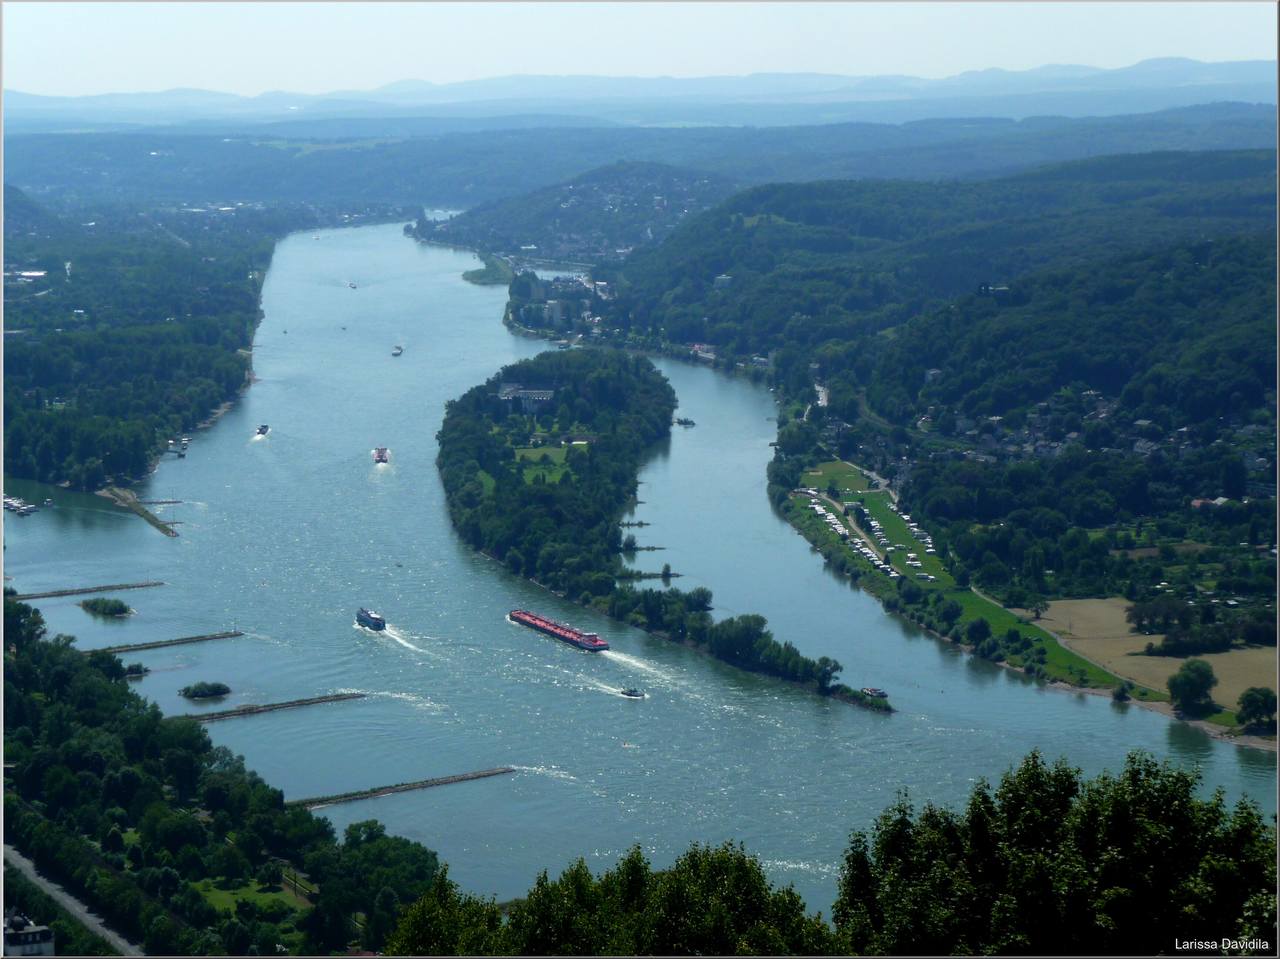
[801,461,870,494]
[516,446,566,464]
[195,877,309,915]
[463,252,515,286]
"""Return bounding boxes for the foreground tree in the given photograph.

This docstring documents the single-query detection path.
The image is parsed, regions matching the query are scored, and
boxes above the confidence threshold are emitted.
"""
[1237,687,1278,731]
[832,750,1276,955]
[1167,658,1218,714]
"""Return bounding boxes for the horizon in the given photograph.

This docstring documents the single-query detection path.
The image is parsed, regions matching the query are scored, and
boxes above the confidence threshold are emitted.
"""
[5,53,1277,102]
[3,2,1276,98]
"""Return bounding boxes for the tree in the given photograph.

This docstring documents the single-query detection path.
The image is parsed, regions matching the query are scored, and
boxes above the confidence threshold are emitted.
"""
[1236,686,1277,730]
[965,617,992,645]
[1166,658,1218,713]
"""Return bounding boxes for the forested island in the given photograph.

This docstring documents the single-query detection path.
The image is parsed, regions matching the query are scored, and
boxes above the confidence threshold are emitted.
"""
[436,348,890,709]
[78,597,131,618]
[179,681,232,700]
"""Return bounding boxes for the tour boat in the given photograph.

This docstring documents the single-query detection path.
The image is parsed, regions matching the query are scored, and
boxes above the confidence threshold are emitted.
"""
[356,608,386,631]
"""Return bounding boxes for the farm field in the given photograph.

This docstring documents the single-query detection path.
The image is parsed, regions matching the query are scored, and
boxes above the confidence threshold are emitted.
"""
[1033,598,1277,710]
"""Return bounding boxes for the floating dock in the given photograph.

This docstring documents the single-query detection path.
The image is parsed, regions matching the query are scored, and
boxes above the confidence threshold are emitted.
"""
[88,630,245,655]
[286,767,517,809]
[185,692,367,723]
[12,581,165,601]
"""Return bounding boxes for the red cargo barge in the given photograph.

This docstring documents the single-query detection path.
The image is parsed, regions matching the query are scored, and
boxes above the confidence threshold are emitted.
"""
[509,610,609,651]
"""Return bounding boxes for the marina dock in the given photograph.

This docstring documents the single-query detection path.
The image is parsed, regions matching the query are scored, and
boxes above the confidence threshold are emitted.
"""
[89,630,245,655]
[185,692,367,723]
[12,581,165,601]
[286,767,516,809]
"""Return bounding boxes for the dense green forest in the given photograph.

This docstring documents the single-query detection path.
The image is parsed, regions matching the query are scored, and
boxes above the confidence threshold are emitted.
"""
[3,593,440,955]
[419,161,737,263]
[603,150,1274,355]
[383,750,1275,955]
[436,349,883,706]
[2,187,404,489]
[5,103,1273,207]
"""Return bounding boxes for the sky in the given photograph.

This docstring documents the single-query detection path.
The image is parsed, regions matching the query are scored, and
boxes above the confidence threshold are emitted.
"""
[3,1,1276,97]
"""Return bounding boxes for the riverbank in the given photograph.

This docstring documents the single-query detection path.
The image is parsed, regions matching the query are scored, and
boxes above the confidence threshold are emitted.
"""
[780,464,1276,752]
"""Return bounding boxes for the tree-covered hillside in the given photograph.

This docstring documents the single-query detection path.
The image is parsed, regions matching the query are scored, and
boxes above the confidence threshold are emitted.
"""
[420,161,737,263]
[604,150,1275,354]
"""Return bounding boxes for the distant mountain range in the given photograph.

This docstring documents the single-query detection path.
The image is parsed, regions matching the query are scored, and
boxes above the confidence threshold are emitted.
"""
[5,58,1274,132]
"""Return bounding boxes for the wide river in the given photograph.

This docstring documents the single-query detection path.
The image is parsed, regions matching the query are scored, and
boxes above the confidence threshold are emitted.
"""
[5,223,1274,914]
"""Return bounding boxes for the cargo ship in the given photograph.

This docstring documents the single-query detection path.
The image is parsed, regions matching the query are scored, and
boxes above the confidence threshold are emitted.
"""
[356,608,386,631]
[509,609,609,651]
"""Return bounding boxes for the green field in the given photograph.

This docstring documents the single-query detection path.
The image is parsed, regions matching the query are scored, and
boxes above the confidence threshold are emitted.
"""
[195,878,296,912]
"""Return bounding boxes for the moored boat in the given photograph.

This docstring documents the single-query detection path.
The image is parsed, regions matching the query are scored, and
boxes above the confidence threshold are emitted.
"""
[861,687,888,699]
[509,609,609,651]
[356,608,386,631]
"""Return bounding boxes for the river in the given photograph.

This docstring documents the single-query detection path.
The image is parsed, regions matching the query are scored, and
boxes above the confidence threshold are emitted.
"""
[4,223,1274,914]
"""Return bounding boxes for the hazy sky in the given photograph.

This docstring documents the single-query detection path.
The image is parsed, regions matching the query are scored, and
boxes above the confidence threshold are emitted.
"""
[4,2,1276,97]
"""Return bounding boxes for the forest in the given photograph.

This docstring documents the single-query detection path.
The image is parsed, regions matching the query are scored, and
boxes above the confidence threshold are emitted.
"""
[3,593,440,955]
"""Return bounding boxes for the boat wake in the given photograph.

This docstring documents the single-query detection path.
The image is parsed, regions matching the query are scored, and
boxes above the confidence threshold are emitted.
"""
[599,650,681,685]
[250,434,266,443]
[575,674,631,697]
[383,626,436,657]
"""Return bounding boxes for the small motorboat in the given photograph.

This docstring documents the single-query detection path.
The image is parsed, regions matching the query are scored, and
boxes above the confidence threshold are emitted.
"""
[373,447,390,464]
[348,281,358,290]
[620,687,644,699]
[356,608,386,631]
[42,498,54,507]
[861,687,888,699]
[256,424,270,437]
[392,345,404,357]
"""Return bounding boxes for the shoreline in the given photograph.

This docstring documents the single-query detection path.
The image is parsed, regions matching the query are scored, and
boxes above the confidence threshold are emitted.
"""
[782,486,1277,753]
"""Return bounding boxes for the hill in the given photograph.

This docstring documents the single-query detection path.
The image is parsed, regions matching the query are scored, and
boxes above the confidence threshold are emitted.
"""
[422,161,738,263]
[604,149,1276,355]
[4,104,1274,208]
